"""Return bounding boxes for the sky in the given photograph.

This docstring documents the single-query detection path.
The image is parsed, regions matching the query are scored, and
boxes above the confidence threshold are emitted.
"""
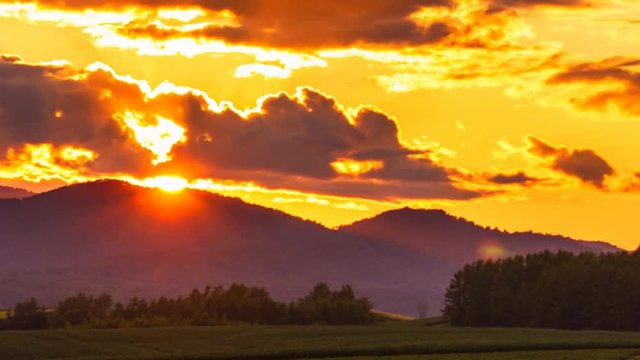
[1,0,639,249]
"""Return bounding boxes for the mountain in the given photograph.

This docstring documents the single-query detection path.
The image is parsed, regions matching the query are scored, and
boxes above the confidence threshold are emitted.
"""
[0,181,620,315]
[0,185,33,199]
[0,180,453,314]
[342,208,618,264]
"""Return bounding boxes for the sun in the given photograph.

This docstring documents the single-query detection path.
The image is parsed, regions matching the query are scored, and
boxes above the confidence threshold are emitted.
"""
[144,176,189,193]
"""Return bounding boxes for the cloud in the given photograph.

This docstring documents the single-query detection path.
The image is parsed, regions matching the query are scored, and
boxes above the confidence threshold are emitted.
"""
[4,0,452,48]
[527,137,614,188]
[92,0,554,51]
[0,57,152,175]
[0,55,483,201]
[488,171,538,185]
[272,196,370,212]
[547,57,640,117]
[126,0,453,48]
[490,0,591,8]
[0,0,565,88]
[157,87,479,199]
[621,172,640,193]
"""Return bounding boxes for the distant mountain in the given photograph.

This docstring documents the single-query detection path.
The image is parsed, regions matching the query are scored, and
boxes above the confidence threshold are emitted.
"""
[0,181,620,315]
[342,208,618,265]
[0,180,453,315]
[0,185,33,199]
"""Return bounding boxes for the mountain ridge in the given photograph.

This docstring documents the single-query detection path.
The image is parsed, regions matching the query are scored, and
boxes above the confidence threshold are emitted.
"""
[344,207,617,253]
[343,207,618,265]
[0,185,33,199]
[0,180,620,315]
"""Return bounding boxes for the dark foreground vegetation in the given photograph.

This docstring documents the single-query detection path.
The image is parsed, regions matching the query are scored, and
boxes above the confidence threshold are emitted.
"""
[0,283,373,330]
[1,323,640,360]
[444,250,640,330]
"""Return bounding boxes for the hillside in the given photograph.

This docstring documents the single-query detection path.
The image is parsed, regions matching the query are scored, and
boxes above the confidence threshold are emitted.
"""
[0,181,619,315]
[0,185,33,199]
[342,208,618,264]
[0,180,451,314]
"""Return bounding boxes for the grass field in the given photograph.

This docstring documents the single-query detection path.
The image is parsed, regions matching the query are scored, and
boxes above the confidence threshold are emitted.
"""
[318,349,639,360]
[1,321,640,360]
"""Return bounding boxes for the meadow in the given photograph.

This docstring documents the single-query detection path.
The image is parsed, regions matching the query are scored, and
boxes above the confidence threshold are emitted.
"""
[1,320,640,360]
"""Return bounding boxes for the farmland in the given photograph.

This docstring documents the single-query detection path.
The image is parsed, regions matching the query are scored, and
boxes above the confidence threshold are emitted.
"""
[1,321,640,360]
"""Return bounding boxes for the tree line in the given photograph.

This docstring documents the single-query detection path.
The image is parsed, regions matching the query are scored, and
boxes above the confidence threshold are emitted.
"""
[1,283,374,330]
[444,250,640,330]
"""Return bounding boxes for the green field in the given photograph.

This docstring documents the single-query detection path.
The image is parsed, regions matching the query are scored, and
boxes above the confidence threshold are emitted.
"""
[1,321,640,360]
[318,350,639,360]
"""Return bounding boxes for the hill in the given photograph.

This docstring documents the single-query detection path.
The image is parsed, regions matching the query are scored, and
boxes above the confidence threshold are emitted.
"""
[342,208,617,264]
[0,180,453,314]
[0,185,33,199]
[0,181,619,315]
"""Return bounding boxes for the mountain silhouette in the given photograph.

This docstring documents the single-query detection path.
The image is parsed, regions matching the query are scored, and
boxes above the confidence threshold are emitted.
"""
[343,207,616,264]
[0,180,619,315]
[0,185,33,199]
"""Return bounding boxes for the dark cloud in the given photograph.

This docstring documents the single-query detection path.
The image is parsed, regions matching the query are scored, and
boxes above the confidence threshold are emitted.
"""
[491,0,590,8]
[0,55,482,201]
[194,169,481,201]
[164,88,453,184]
[19,0,452,48]
[488,172,538,185]
[552,150,614,188]
[527,137,614,188]
[0,54,23,63]
[548,58,640,117]
[0,58,152,173]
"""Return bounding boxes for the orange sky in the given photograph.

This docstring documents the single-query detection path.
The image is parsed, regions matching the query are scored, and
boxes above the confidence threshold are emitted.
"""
[1,0,640,249]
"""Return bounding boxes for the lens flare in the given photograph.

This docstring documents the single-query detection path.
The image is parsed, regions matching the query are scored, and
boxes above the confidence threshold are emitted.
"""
[478,240,508,260]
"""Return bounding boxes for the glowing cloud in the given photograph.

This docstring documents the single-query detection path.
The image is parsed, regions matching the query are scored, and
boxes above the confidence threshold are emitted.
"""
[0,0,564,86]
[0,143,96,183]
[0,56,484,202]
[116,111,186,165]
[547,57,640,118]
[331,159,384,176]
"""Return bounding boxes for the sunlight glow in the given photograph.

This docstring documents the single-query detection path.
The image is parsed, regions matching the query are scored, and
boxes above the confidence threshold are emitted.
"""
[157,8,206,23]
[0,3,138,27]
[141,175,189,192]
[331,159,384,176]
[235,63,292,79]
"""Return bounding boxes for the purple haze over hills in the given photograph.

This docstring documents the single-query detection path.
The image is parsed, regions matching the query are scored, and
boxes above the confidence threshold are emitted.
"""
[0,180,619,315]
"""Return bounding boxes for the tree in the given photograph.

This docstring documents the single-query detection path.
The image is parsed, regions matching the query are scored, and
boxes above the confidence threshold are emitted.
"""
[443,250,640,331]
[7,298,48,330]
